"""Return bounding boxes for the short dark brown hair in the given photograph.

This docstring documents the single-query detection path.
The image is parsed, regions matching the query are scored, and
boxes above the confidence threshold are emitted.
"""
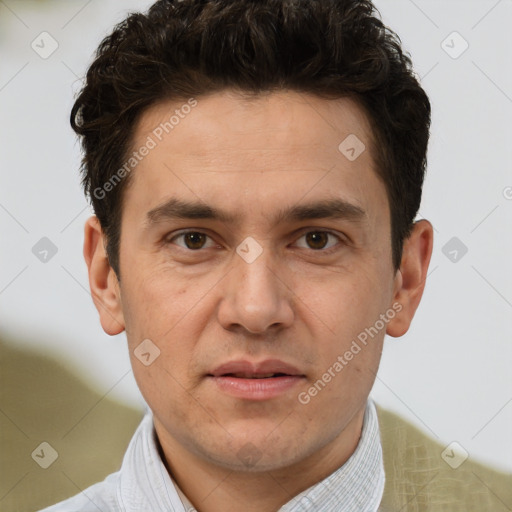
[71,0,431,276]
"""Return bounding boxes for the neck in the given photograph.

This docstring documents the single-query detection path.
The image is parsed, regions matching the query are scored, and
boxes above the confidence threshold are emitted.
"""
[155,405,366,512]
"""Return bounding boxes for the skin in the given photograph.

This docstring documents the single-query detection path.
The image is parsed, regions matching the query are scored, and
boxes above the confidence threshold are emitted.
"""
[84,90,433,512]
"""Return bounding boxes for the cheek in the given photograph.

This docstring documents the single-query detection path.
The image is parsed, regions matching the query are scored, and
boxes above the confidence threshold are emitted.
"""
[121,260,199,341]
[120,263,216,383]
[302,266,388,331]
[300,266,391,378]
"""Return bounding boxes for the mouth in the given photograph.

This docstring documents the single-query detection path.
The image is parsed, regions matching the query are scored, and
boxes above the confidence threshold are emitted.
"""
[207,360,305,400]
[218,372,292,379]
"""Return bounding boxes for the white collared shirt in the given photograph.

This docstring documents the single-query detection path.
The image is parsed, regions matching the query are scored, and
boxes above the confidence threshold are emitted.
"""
[40,399,385,512]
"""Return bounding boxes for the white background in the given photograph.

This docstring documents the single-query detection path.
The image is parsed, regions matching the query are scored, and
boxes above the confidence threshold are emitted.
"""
[1,0,511,473]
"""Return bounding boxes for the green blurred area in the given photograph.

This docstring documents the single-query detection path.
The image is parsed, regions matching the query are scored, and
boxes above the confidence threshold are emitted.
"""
[0,336,143,512]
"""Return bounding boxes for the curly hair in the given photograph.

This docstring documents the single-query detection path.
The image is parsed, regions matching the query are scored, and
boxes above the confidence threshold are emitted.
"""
[71,0,431,276]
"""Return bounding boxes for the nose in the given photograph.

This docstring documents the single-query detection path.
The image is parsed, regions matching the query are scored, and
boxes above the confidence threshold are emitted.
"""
[216,246,295,335]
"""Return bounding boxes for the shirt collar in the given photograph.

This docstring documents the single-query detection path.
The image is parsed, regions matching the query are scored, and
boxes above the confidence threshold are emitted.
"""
[118,399,384,511]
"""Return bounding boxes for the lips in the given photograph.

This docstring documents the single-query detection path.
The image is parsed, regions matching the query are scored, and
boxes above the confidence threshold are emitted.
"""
[222,372,287,379]
[208,359,305,400]
[209,359,303,379]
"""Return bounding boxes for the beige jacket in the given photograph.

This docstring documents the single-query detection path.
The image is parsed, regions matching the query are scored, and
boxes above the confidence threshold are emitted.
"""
[377,405,512,511]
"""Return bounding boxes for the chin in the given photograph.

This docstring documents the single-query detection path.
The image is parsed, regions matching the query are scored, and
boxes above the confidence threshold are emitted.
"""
[198,430,314,473]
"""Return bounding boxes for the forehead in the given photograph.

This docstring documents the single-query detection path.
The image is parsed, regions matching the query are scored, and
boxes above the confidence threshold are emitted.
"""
[136,90,375,162]
[124,90,387,225]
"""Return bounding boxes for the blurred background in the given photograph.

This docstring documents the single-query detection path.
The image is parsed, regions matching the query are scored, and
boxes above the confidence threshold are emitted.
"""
[1,0,511,510]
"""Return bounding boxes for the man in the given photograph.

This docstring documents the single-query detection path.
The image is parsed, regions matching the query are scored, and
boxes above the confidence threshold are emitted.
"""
[40,0,511,511]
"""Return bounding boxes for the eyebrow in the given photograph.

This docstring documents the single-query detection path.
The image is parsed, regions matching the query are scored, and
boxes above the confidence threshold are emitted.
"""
[145,197,366,228]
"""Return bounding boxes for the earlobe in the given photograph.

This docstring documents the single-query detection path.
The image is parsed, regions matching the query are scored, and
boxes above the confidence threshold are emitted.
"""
[386,220,434,338]
[83,216,125,336]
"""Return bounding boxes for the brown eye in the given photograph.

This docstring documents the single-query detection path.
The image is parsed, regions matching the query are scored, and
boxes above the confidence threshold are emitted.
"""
[170,231,215,250]
[293,230,342,252]
[305,232,329,250]
[183,232,207,249]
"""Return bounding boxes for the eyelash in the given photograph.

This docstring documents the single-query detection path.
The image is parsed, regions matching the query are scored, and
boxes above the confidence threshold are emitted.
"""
[166,229,346,254]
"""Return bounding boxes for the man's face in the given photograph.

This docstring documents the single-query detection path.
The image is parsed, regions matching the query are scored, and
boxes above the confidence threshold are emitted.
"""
[116,91,400,471]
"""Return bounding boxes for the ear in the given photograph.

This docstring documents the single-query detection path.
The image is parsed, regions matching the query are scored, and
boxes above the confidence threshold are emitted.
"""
[83,216,125,335]
[386,219,434,337]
